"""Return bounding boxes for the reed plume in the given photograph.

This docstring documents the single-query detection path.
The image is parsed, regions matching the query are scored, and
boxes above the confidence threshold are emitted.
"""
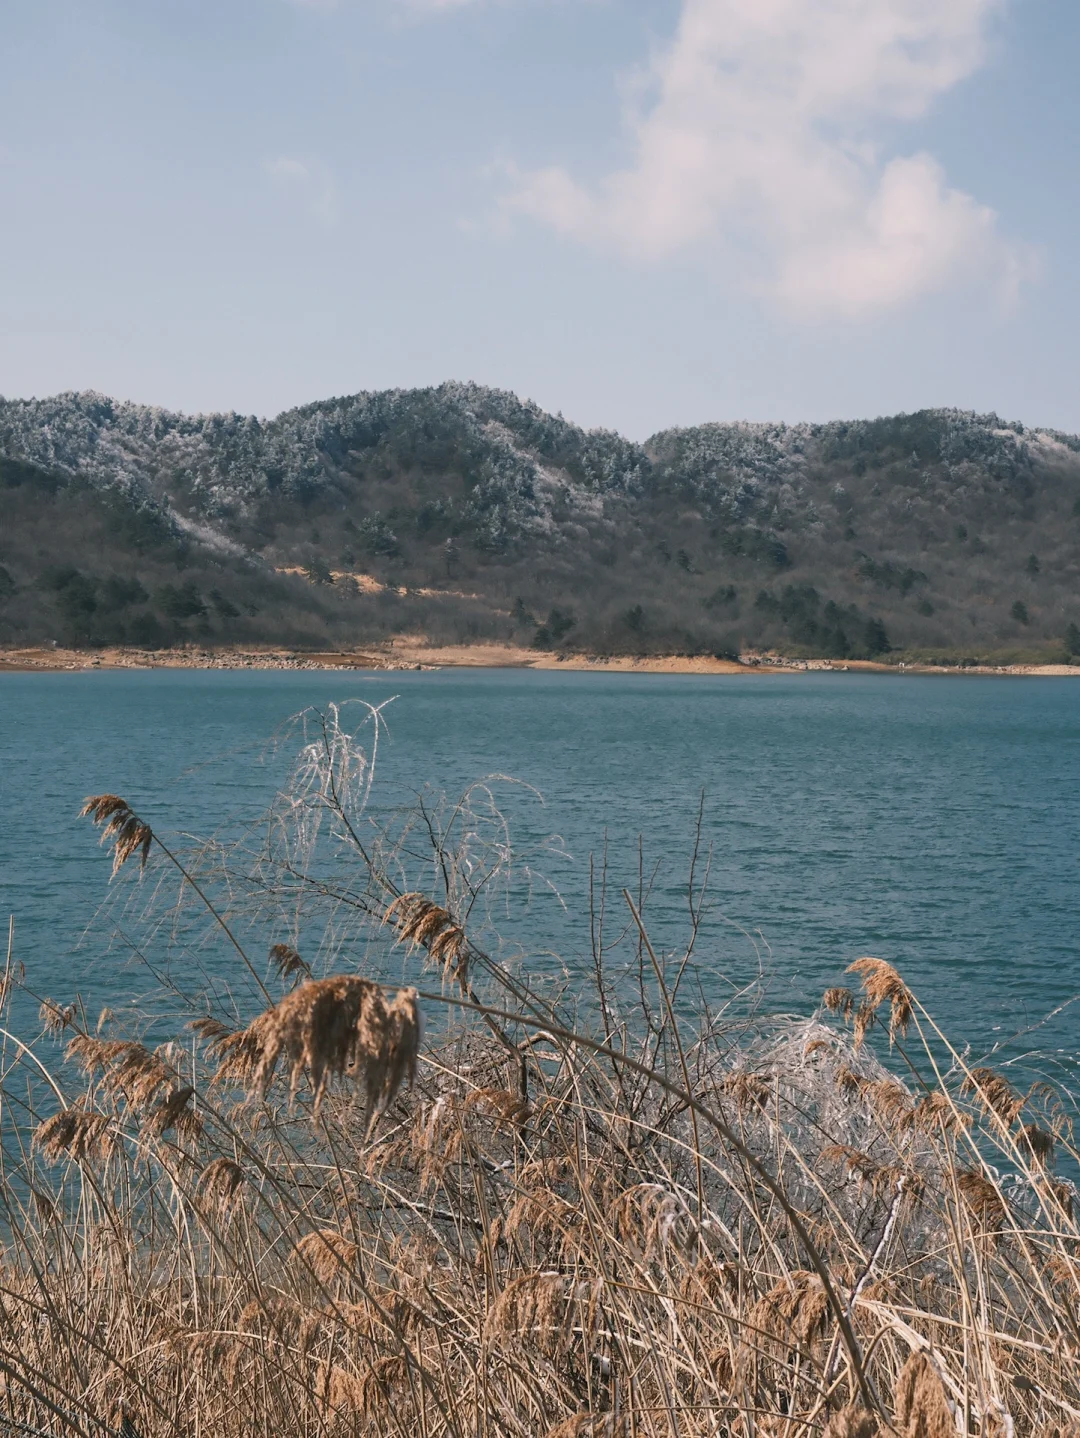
[960,1066,1024,1123]
[223,974,420,1115]
[39,998,75,1034]
[485,1272,600,1357]
[34,1105,116,1163]
[68,1034,173,1106]
[144,1083,201,1139]
[544,1417,629,1438]
[892,1351,957,1438]
[1017,1122,1055,1166]
[80,793,153,875]
[956,1170,1007,1231]
[196,1156,245,1213]
[824,1408,880,1438]
[190,1015,232,1042]
[385,892,469,988]
[847,956,913,1040]
[269,942,311,984]
[864,1077,915,1127]
[823,987,855,1018]
[740,1269,830,1370]
[295,1229,361,1287]
[719,1070,772,1110]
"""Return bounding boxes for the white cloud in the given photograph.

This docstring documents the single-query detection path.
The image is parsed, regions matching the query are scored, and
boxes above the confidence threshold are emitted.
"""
[506,0,1029,317]
[264,156,339,228]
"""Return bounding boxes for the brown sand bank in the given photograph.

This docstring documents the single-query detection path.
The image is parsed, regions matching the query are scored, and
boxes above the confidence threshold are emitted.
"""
[1,641,1078,676]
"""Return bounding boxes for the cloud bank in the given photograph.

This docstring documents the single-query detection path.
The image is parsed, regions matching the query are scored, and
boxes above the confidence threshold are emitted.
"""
[507,0,1028,317]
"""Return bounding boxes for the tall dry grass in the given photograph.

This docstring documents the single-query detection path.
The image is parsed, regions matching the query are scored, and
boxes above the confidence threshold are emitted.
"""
[0,705,1078,1436]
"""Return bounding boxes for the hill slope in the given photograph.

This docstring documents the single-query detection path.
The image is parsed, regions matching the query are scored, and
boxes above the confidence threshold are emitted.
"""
[2,384,1079,660]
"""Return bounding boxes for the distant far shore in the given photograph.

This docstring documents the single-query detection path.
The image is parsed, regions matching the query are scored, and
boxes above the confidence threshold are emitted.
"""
[2,640,1079,677]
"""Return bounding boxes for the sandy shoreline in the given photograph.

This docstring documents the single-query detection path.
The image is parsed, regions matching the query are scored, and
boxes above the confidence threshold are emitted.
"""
[1,640,1078,677]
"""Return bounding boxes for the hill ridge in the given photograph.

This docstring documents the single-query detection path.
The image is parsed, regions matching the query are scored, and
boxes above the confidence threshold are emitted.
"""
[2,384,1079,660]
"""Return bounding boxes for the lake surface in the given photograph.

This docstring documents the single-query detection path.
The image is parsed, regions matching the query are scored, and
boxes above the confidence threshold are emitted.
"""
[1,668,1078,1072]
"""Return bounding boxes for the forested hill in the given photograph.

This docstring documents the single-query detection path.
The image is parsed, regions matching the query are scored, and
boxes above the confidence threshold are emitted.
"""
[2,383,1080,661]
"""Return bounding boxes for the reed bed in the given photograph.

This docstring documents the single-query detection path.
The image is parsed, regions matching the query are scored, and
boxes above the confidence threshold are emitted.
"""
[1,705,1078,1437]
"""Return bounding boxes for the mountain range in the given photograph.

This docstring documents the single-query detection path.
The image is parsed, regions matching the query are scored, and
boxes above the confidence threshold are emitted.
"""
[2,382,1079,661]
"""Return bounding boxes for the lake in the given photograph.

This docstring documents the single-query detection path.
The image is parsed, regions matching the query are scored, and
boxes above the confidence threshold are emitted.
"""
[1,668,1078,1073]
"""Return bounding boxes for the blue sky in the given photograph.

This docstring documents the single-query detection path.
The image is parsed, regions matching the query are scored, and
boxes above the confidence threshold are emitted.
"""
[1,0,1076,437]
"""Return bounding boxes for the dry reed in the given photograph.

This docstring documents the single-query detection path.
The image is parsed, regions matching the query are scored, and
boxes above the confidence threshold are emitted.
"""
[0,711,1074,1437]
[80,793,154,874]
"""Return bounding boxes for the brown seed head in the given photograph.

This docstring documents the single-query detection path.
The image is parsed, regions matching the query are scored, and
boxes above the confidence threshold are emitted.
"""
[166,1324,240,1377]
[501,1186,579,1257]
[912,1092,970,1136]
[823,987,855,1018]
[679,1253,740,1308]
[608,1182,684,1257]
[1045,1253,1080,1289]
[32,1188,58,1225]
[197,1157,245,1214]
[34,1106,116,1164]
[853,1003,878,1050]
[295,1229,361,1287]
[960,1067,1024,1123]
[321,1356,409,1428]
[485,1271,599,1356]
[1036,1178,1074,1222]
[223,974,420,1115]
[269,942,310,984]
[428,922,469,987]
[740,1270,830,1374]
[822,1143,878,1184]
[865,1078,915,1128]
[384,891,432,935]
[39,999,76,1035]
[205,1012,280,1089]
[956,1170,1007,1231]
[385,892,470,989]
[1016,1122,1055,1167]
[145,1084,201,1139]
[892,1350,957,1438]
[824,1406,880,1438]
[707,1344,734,1389]
[80,795,153,876]
[836,1063,870,1098]
[720,1071,772,1110]
[464,1086,532,1127]
[544,1418,628,1438]
[847,957,913,1040]
[190,1015,233,1042]
[367,984,422,1112]
[67,1034,173,1107]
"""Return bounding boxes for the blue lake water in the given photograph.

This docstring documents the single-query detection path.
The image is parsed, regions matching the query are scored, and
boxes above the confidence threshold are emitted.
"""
[1,668,1078,1072]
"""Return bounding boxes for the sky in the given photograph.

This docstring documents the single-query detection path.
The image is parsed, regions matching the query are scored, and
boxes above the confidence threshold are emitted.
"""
[0,0,1077,438]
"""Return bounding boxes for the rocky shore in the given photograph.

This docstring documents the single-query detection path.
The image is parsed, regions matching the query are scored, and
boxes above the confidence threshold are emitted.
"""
[2,641,1078,677]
